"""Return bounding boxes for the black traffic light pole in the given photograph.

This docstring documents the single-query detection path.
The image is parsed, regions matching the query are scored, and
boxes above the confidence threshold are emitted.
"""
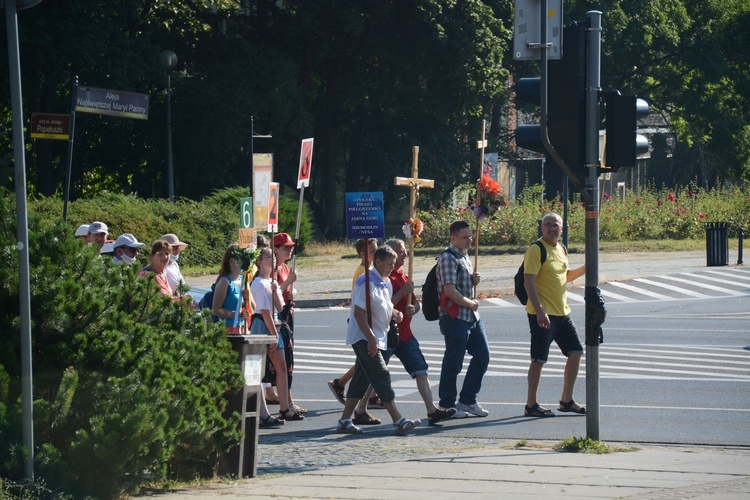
[584,10,604,441]
[537,0,589,201]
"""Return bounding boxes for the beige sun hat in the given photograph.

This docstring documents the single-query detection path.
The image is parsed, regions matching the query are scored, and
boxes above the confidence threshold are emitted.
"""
[160,233,188,249]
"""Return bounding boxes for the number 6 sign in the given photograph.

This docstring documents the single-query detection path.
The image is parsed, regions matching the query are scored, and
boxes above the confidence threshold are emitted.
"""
[267,182,279,232]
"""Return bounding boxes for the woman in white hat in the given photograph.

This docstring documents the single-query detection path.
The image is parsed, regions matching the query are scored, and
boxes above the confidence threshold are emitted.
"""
[160,233,189,293]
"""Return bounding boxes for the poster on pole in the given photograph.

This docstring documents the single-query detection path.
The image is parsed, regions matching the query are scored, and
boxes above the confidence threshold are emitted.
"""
[267,182,279,233]
[345,192,385,240]
[253,153,273,230]
[297,138,314,188]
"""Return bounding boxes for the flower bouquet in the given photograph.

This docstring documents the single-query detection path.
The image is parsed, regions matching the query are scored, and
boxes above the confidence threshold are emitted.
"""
[471,166,505,221]
[402,217,424,242]
[231,245,262,271]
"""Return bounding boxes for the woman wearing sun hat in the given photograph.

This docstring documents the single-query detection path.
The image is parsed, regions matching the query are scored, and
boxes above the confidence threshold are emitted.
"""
[160,233,189,293]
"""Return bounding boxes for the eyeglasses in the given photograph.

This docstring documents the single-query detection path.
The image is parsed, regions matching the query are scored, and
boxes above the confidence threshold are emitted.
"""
[123,247,139,256]
[543,223,562,228]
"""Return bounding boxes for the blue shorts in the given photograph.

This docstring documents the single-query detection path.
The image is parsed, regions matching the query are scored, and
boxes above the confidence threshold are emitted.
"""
[383,336,428,377]
[527,314,583,364]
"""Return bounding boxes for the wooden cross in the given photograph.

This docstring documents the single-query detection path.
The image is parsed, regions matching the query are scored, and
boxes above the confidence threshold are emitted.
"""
[394,146,434,305]
[473,119,488,295]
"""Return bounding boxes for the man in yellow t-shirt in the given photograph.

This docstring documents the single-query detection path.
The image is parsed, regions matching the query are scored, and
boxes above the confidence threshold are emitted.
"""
[523,212,586,418]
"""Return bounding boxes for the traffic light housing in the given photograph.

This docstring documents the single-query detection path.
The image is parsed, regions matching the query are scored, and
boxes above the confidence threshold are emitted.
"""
[514,26,586,172]
[604,94,650,171]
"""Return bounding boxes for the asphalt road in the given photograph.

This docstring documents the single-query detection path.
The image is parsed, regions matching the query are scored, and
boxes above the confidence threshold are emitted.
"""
[271,285,750,447]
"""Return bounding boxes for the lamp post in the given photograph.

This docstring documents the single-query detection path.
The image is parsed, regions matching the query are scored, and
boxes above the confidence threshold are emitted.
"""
[160,50,178,202]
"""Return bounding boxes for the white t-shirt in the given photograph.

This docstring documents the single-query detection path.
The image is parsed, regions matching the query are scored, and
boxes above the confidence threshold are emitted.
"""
[165,260,185,294]
[346,268,393,351]
[251,276,283,315]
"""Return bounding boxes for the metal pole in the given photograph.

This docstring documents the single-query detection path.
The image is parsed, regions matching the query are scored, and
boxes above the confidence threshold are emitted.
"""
[250,115,254,190]
[62,75,78,222]
[166,68,174,202]
[584,10,602,441]
[5,1,35,479]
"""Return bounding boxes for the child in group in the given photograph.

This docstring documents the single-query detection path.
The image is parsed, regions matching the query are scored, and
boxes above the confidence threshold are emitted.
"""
[250,247,304,421]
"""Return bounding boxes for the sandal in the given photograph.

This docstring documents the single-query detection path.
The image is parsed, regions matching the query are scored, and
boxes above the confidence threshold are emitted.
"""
[290,402,307,414]
[259,415,285,427]
[353,410,381,425]
[280,409,305,421]
[524,403,555,418]
[368,396,385,410]
[337,419,363,434]
[559,400,586,414]
[393,417,421,435]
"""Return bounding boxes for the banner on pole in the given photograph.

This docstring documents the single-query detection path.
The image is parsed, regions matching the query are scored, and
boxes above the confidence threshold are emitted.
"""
[345,192,385,240]
[253,153,273,230]
[267,182,279,232]
[297,138,314,188]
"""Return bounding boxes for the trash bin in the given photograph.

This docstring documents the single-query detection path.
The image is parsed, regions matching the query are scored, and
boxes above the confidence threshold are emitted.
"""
[704,222,730,267]
[220,334,276,478]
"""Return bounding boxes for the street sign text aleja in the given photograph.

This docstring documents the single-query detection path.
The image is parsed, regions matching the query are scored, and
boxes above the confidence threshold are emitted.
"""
[345,192,385,240]
[75,86,149,120]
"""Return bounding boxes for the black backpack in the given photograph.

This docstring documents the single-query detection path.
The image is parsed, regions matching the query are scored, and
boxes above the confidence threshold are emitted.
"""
[421,250,453,321]
[514,241,546,305]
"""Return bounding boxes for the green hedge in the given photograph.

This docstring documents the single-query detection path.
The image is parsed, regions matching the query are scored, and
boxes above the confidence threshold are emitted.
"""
[29,186,314,271]
[416,183,750,247]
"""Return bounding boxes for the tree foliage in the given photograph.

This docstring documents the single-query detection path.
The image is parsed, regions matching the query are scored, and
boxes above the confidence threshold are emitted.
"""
[0,189,244,497]
[1,0,748,240]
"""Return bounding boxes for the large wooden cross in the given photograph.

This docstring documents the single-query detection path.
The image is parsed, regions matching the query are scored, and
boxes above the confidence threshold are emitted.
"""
[394,146,434,305]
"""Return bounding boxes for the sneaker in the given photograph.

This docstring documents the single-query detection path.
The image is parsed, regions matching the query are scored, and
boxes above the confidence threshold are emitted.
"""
[456,401,489,417]
[327,379,346,405]
[394,417,421,435]
[353,410,382,425]
[427,407,457,425]
[337,419,363,435]
[451,408,468,419]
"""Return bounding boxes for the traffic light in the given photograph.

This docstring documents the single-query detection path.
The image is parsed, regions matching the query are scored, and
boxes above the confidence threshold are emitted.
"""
[604,94,650,171]
[514,25,586,172]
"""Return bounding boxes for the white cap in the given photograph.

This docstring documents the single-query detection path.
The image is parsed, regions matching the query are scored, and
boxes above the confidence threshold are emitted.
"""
[75,224,89,237]
[100,242,115,254]
[88,221,108,234]
[113,233,146,249]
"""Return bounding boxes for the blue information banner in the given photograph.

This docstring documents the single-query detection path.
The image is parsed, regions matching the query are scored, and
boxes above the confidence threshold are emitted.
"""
[345,192,385,240]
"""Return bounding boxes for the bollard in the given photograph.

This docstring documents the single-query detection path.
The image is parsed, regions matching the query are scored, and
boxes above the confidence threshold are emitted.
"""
[739,228,744,265]
[704,222,730,267]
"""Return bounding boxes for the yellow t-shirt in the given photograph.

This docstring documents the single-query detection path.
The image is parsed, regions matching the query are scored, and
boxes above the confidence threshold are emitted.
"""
[351,263,371,296]
[523,239,570,317]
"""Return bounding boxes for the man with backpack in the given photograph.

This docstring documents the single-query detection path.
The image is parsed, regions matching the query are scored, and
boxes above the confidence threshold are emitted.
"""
[436,220,490,418]
[523,212,586,418]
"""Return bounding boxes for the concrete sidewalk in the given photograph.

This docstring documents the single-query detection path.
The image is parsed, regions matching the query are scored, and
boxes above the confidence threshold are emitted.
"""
[155,439,750,498]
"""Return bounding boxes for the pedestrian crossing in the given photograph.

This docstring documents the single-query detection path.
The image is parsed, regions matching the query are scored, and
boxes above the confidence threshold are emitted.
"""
[484,267,750,307]
[292,340,750,383]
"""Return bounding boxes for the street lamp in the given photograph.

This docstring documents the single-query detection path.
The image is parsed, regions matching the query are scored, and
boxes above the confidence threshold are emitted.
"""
[160,49,178,202]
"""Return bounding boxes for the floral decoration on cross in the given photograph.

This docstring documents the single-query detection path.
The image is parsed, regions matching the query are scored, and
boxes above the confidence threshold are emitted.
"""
[471,165,505,221]
[402,217,424,243]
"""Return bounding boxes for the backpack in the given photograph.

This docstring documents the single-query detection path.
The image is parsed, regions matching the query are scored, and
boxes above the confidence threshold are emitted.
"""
[198,275,230,322]
[421,250,453,321]
[514,241,546,305]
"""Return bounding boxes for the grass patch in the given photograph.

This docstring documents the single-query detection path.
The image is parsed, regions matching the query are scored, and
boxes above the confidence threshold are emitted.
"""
[553,436,639,454]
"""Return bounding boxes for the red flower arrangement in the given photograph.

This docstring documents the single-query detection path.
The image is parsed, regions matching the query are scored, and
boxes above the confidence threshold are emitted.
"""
[471,166,505,221]
[402,217,424,242]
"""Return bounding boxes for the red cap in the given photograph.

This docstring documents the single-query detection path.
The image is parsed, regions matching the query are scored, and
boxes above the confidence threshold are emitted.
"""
[273,233,295,247]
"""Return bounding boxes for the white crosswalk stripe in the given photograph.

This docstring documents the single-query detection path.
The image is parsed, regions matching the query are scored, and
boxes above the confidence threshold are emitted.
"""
[292,341,750,382]
[480,268,750,307]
